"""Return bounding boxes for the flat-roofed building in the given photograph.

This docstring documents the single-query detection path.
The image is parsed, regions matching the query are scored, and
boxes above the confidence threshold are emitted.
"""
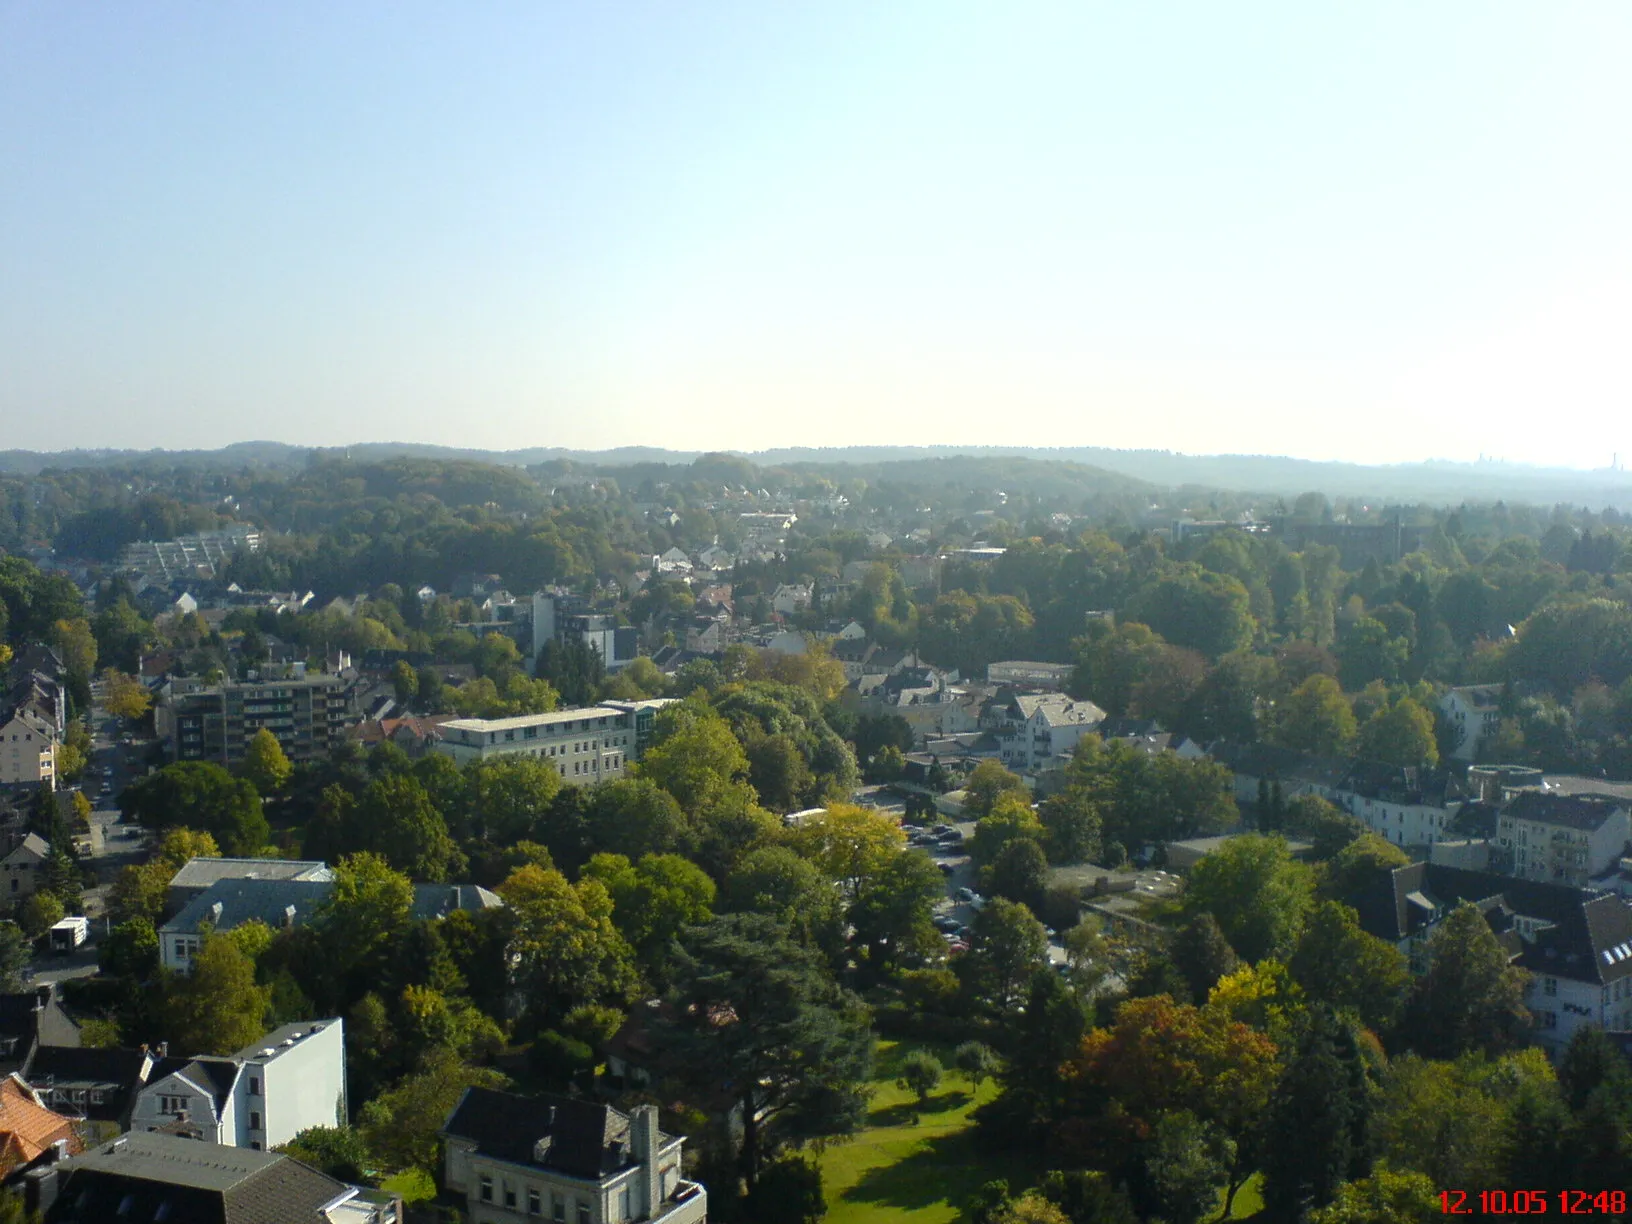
[434,699,677,781]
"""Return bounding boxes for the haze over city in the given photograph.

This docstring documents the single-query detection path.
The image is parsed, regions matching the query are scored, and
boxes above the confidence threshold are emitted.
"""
[4,3,1631,465]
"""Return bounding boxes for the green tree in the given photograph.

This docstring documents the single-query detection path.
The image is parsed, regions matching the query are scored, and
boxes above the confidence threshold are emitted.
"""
[279,1125,370,1183]
[970,792,1045,868]
[1183,835,1315,963]
[1289,901,1411,1032]
[849,849,944,974]
[1307,1166,1441,1224]
[663,913,873,1187]
[639,703,753,815]
[582,852,716,964]
[120,762,270,855]
[161,932,271,1055]
[1357,697,1440,768]
[958,897,1049,1016]
[790,803,907,900]
[1037,787,1101,865]
[466,755,562,844]
[241,727,293,795]
[1404,902,1530,1058]
[314,852,414,1008]
[742,1155,827,1224]
[101,917,160,981]
[390,659,419,706]
[0,922,30,992]
[1320,833,1410,907]
[1127,568,1256,658]
[954,1041,1000,1092]
[358,1048,508,1174]
[1259,1009,1371,1221]
[354,774,465,881]
[964,761,1030,821]
[1145,1110,1235,1224]
[101,668,153,723]
[584,777,690,860]
[984,837,1050,912]
[498,863,639,1030]
[1170,913,1240,1005]
[1272,675,1357,756]
[19,891,64,938]
[897,1048,943,1105]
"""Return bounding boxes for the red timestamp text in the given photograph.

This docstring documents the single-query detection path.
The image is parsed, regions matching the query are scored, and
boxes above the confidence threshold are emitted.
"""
[1439,1189,1629,1215]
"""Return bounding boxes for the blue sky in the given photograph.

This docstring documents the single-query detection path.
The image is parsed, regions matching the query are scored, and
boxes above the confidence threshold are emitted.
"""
[3,3,1630,465]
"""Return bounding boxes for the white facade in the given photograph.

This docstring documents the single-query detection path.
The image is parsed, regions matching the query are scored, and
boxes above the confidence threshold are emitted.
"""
[436,707,635,779]
[445,1100,705,1224]
[1440,686,1503,761]
[1340,790,1461,849]
[996,695,1106,773]
[132,1019,346,1151]
[1497,799,1631,887]
[0,711,57,787]
[771,584,812,616]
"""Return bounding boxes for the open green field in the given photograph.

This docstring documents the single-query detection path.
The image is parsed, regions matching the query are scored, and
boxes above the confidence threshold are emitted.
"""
[820,1041,1035,1224]
[819,1040,1265,1223]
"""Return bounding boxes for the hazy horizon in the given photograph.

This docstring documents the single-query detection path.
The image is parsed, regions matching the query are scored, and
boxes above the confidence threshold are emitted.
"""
[5,4,1631,465]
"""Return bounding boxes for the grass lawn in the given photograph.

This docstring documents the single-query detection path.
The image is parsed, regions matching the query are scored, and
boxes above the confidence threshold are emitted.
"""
[820,1040,1035,1224]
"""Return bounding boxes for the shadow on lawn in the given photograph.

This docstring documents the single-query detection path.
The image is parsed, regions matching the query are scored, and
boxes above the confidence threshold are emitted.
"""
[840,1124,1001,1218]
[869,1089,972,1127]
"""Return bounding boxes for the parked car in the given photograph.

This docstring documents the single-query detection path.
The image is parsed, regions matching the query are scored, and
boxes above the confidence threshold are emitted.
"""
[955,886,976,903]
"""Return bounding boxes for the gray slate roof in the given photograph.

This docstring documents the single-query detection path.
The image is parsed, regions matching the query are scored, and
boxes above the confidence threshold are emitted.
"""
[443,1086,672,1181]
[168,857,332,891]
[161,877,501,936]
[42,1131,354,1224]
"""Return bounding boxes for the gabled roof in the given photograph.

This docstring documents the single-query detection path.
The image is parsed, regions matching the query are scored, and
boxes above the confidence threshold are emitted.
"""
[145,1058,241,1114]
[169,857,332,892]
[1505,790,1628,832]
[44,1131,355,1223]
[1353,862,1632,985]
[3,834,50,864]
[160,879,333,937]
[0,1074,74,1170]
[1211,741,1356,790]
[442,1087,671,1182]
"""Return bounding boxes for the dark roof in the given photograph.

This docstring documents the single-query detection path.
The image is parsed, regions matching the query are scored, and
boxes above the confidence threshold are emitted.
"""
[443,1087,667,1181]
[1211,741,1355,790]
[1452,800,1501,838]
[0,988,79,1075]
[42,1132,353,1224]
[1339,761,1461,806]
[146,1058,241,1112]
[25,1046,152,1123]
[1352,862,1632,985]
[1452,684,1504,709]
[1506,790,1628,832]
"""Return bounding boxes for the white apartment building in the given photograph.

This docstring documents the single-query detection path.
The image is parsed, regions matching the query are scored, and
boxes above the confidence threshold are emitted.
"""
[434,701,677,780]
[132,1019,346,1151]
[1497,791,1632,888]
[1440,685,1504,762]
[0,709,57,788]
[995,693,1106,774]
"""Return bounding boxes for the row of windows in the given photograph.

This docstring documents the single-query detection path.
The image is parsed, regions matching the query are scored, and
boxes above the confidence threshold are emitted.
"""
[478,1174,632,1221]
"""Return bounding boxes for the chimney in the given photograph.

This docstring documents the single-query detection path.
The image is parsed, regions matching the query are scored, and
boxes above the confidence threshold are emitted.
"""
[630,1104,661,1217]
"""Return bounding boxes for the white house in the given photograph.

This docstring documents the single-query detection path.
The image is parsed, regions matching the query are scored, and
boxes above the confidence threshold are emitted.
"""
[132,1019,346,1151]
[995,693,1106,773]
[442,1088,706,1224]
[1440,685,1505,761]
[1357,863,1632,1056]
[0,710,57,788]
[1334,763,1467,849]
[1496,791,1632,888]
[770,584,812,616]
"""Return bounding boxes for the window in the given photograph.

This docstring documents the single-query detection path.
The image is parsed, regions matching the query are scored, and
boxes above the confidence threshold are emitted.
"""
[577,1202,590,1224]
[619,1187,631,1220]
[1544,977,1558,996]
[505,1183,517,1208]
[249,1112,261,1130]
[553,1193,566,1222]
[528,1187,542,1215]
[480,1174,493,1203]
[248,1077,261,1095]
[158,1095,188,1114]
